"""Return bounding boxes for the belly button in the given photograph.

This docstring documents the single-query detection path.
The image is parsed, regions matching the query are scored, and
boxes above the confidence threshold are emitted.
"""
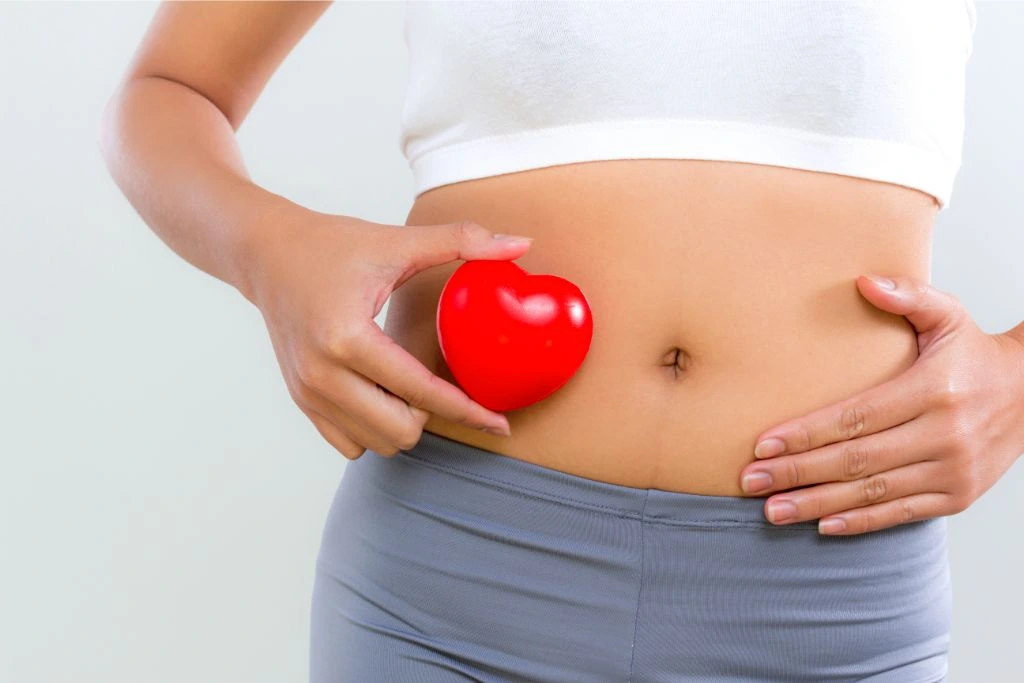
[660,346,692,379]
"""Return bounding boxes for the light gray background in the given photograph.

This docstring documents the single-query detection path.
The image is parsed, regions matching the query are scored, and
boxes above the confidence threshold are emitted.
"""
[1,1,1021,681]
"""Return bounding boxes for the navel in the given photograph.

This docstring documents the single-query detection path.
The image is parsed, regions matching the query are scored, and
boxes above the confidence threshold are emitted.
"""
[659,346,693,380]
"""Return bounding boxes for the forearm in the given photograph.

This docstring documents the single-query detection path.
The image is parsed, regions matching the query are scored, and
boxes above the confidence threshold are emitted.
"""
[99,74,315,305]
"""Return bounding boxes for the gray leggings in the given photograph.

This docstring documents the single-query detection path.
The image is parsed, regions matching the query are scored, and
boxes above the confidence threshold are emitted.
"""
[310,430,951,682]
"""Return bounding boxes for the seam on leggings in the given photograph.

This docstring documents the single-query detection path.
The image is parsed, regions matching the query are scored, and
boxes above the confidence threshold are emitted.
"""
[396,451,823,530]
[627,490,649,683]
[643,518,819,531]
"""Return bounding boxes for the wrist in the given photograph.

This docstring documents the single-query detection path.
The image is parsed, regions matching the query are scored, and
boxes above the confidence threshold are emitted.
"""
[229,183,320,308]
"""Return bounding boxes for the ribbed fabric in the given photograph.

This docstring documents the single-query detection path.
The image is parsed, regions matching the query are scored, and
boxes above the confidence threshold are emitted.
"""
[310,430,951,682]
[398,1,976,210]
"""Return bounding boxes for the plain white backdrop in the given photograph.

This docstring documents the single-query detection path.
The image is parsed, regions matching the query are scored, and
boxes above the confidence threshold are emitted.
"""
[1,2,1022,681]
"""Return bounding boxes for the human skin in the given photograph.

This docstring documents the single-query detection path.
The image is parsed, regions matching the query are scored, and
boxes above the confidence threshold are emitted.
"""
[394,161,1024,536]
[99,1,518,447]
[101,1,1024,537]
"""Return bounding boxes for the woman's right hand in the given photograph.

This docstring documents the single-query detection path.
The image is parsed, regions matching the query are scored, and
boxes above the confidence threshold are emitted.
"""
[245,211,533,460]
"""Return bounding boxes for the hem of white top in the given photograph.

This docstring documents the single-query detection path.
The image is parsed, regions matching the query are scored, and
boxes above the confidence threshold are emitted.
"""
[404,118,958,211]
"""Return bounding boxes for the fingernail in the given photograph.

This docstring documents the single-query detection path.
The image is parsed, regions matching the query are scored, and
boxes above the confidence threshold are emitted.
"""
[867,275,896,290]
[766,499,797,524]
[741,471,773,494]
[482,422,511,437]
[754,437,786,459]
[819,517,847,534]
[493,233,532,244]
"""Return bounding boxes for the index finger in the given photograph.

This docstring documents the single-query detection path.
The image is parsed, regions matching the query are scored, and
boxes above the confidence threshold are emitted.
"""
[753,369,928,459]
[343,321,511,435]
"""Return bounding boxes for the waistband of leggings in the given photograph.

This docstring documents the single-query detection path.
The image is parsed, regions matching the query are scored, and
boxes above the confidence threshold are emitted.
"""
[400,430,817,527]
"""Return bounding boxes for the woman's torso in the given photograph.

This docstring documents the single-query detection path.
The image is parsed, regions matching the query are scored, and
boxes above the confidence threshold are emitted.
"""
[382,0,970,495]
[385,159,936,496]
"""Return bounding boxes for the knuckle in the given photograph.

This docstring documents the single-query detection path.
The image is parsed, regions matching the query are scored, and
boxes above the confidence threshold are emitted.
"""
[933,377,963,409]
[294,358,328,391]
[402,377,433,410]
[946,492,970,515]
[321,324,361,363]
[807,496,826,521]
[286,381,310,409]
[855,511,875,534]
[454,220,488,242]
[860,473,889,503]
[840,443,870,479]
[789,422,813,453]
[409,405,431,426]
[839,405,867,440]
[954,463,979,500]
[941,458,969,494]
[451,410,474,426]
[899,498,916,524]
[341,445,367,461]
[912,279,932,300]
[783,457,804,487]
[394,424,424,451]
[298,391,324,418]
[938,430,972,471]
[947,438,972,466]
[938,387,959,409]
[305,411,365,461]
[934,462,961,495]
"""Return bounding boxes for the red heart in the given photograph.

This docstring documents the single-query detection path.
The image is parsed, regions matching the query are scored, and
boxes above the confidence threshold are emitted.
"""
[436,260,594,412]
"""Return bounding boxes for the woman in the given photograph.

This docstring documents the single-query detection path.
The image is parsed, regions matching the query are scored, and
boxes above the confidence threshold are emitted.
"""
[100,1,1024,681]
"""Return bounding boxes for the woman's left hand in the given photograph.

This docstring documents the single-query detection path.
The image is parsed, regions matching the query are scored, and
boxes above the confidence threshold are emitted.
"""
[738,274,1024,535]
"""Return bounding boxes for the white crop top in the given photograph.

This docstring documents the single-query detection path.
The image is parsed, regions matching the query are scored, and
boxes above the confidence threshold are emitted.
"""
[397,1,977,210]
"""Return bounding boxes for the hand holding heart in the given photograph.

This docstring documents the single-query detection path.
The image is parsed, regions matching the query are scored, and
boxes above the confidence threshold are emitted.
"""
[739,275,1024,535]
[248,213,534,460]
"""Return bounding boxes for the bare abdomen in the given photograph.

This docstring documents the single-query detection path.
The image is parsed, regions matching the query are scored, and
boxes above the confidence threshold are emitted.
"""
[383,158,937,495]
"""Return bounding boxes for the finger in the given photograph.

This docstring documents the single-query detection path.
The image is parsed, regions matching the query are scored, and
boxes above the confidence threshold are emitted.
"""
[856,274,967,338]
[762,459,950,526]
[341,320,511,434]
[817,492,956,536]
[303,380,413,457]
[303,407,367,461]
[311,365,429,454]
[376,382,432,424]
[395,221,533,283]
[741,417,932,494]
[752,369,930,459]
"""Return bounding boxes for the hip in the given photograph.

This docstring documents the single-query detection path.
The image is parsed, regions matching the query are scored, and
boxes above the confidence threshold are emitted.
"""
[311,430,952,682]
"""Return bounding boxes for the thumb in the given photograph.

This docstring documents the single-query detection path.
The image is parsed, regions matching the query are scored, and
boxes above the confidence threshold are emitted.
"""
[857,274,965,337]
[401,221,533,273]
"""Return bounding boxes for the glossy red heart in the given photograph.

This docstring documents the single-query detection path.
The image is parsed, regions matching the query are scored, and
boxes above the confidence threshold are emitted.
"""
[436,260,594,412]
